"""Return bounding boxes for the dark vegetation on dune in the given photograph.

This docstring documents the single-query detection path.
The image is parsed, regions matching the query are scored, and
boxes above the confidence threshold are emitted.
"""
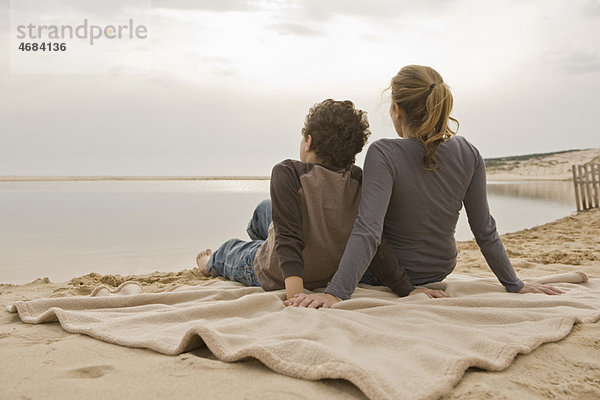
[484,149,587,169]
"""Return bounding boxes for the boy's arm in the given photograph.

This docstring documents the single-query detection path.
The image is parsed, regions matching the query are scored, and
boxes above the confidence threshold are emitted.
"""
[270,161,306,300]
[284,276,304,300]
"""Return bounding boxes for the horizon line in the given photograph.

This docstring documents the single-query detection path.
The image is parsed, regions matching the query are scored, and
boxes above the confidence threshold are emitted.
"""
[0,176,271,182]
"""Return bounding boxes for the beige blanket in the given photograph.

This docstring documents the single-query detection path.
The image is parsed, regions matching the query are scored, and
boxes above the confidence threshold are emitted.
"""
[8,271,600,400]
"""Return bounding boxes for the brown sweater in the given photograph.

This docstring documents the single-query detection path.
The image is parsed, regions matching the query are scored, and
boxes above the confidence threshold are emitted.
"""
[253,159,413,296]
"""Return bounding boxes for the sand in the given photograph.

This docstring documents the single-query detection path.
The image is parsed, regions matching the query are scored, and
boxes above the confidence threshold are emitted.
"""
[1,208,598,399]
[447,208,600,400]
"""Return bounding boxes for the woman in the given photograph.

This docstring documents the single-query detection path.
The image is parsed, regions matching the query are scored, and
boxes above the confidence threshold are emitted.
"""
[286,65,562,308]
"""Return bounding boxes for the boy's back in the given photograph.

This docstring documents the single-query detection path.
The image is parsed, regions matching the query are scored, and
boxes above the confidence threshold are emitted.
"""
[254,160,362,290]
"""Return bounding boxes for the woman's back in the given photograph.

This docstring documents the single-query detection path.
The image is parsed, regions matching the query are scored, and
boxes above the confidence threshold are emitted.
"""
[327,130,523,301]
[369,135,481,284]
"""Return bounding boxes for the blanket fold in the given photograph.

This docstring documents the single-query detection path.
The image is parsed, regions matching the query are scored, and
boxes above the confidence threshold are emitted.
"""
[8,271,600,400]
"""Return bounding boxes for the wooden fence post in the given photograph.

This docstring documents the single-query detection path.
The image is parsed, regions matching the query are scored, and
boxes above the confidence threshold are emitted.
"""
[573,165,581,212]
[578,165,588,210]
[592,163,600,208]
[585,164,593,210]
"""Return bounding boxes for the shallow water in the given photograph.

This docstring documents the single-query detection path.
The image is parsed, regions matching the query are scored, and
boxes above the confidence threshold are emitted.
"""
[455,180,575,241]
[0,180,575,284]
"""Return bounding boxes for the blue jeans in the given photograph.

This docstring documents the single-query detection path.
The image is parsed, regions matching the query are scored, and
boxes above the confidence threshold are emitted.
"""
[205,199,271,286]
[206,199,382,288]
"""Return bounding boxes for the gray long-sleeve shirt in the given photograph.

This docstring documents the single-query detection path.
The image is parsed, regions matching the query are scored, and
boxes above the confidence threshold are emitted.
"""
[325,135,524,300]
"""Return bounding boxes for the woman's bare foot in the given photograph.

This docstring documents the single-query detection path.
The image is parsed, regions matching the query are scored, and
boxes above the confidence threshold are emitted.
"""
[195,249,212,277]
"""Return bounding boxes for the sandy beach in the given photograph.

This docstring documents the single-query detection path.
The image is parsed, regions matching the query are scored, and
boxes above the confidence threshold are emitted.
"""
[1,209,598,399]
[1,148,599,400]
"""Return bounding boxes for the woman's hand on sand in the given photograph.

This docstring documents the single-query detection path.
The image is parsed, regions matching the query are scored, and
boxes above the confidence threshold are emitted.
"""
[519,282,564,295]
[283,293,340,308]
[409,287,450,298]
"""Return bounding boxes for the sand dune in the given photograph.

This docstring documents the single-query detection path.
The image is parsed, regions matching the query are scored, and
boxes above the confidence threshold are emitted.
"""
[485,148,600,181]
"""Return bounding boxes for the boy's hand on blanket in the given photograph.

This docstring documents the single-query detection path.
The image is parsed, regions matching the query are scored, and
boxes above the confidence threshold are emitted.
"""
[519,283,564,295]
[283,293,340,308]
[409,288,450,298]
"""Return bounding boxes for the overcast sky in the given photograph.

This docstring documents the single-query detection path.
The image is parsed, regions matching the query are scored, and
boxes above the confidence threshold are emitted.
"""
[1,0,599,176]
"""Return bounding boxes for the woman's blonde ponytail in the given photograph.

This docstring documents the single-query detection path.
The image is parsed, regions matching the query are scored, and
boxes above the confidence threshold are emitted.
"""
[390,65,459,170]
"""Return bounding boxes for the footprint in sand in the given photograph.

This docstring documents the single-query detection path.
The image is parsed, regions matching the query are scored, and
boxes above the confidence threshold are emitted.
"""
[65,365,115,379]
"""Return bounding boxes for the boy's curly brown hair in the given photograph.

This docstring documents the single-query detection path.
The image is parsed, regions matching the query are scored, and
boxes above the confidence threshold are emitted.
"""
[301,99,371,170]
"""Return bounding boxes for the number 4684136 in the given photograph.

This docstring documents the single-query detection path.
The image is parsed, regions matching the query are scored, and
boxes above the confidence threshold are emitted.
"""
[18,42,66,51]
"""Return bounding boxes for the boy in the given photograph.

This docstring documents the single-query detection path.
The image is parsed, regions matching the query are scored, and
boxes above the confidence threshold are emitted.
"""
[196,99,415,301]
